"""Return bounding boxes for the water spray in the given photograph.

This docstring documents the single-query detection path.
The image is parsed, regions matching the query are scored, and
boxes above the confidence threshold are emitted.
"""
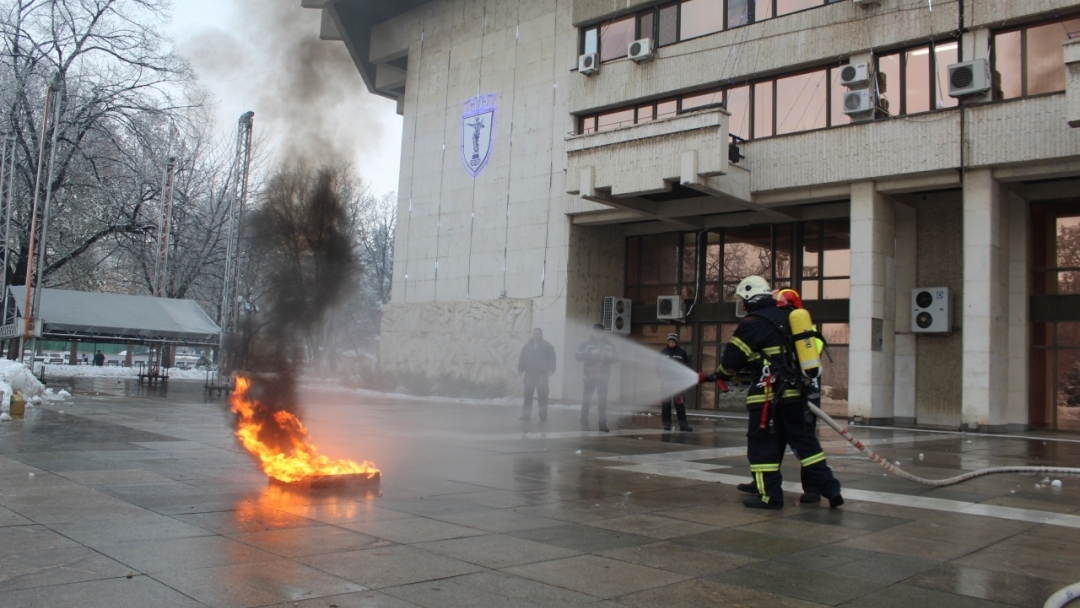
[807,402,1080,487]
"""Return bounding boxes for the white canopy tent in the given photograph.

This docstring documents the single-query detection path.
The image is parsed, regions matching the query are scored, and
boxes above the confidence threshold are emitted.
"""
[1,286,220,346]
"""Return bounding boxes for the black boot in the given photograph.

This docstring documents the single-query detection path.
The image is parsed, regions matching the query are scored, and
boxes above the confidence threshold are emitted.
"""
[743,496,783,510]
[737,482,756,494]
[800,492,822,504]
[827,493,844,509]
[679,424,693,432]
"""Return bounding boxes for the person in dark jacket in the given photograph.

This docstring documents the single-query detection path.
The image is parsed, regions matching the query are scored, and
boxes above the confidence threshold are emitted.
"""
[575,324,619,432]
[657,333,693,432]
[518,328,557,422]
[715,276,843,511]
[94,351,106,367]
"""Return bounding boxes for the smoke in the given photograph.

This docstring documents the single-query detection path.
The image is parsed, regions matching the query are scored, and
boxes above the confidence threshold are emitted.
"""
[565,319,702,412]
[178,1,392,168]
[233,166,358,421]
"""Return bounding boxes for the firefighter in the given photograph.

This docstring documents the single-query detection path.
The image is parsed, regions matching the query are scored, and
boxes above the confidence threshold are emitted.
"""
[657,333,693,432]
[715,276,843,510]
[734,288,825,504]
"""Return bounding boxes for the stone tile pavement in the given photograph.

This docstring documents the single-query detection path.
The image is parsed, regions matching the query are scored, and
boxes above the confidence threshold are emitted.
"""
[0,378,1077,607]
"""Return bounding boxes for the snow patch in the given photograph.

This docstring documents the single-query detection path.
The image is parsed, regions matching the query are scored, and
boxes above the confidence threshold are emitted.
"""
[0,413,10,422]
[37,364,209,380]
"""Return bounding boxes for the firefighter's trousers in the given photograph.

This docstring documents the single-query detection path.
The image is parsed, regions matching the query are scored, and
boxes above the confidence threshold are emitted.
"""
[746,400,841,506]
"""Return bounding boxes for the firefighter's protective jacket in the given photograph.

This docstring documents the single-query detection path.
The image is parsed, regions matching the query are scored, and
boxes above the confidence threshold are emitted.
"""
[716,296,803,410]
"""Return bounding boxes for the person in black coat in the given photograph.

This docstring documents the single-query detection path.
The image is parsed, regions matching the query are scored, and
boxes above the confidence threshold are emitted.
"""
[93,351,106,367]
[657,333,693,432]
[517,328,557,422]
[575,324,619,432]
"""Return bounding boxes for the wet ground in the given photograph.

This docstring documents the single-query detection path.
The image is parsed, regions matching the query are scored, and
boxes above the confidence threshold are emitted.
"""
[1,378,1079,607]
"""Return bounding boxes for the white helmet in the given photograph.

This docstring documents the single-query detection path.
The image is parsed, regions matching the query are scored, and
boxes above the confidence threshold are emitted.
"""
[735,276,772,301]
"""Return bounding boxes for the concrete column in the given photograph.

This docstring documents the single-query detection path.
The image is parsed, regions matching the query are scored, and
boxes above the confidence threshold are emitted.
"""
[124,343,134,368]
[69,341,78,366]
[1006,193,1029,429]
[893,203,917,425]
[849,182,896,423]
[962,169,1009,431]
[1064,38,1080,128]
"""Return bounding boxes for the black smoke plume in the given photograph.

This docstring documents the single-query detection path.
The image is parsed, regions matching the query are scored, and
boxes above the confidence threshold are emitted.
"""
[232,166,358,437]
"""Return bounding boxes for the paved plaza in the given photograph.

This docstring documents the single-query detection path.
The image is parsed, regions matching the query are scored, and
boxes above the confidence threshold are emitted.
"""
[1,379,1079,607]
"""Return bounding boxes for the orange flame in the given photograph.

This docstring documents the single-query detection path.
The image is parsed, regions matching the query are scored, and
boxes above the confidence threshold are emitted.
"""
[230,376,380,483]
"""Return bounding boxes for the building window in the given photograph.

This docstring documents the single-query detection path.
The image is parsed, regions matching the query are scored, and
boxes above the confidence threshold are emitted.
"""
[626,225,804,305]
[680,0,724,41]
[799,219,850,301]
[876,41,959,115]
[576,34,960,138]
[580,0,839,61]
[1031,201,1080,430]
[1033,202,1080,296]
[995,17,1080,99]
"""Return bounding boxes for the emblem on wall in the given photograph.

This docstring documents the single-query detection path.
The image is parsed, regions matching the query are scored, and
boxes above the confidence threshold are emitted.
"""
[461,94,497,178]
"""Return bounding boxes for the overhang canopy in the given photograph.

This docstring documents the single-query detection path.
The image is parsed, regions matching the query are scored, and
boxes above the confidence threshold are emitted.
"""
[3,287,221,346]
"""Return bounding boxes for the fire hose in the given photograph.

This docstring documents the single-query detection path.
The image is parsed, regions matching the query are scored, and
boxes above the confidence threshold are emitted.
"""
[699,375,1080,486]
[805,401,1080,488]
[1045,583,1080,608]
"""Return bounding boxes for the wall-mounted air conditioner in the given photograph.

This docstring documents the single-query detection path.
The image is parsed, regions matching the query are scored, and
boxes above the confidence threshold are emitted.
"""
[603,297,632,335]
[579,53,600,75]
[912,288,951,333]
[843,89,876,116]
[853,0,881,5]
[948,59,991,98]
[628,38,655,62]
[840,63,871,89]
[656,295,685,321]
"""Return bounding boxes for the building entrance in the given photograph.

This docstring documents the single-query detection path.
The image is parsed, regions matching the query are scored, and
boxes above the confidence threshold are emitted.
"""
[1031,201,1080,430]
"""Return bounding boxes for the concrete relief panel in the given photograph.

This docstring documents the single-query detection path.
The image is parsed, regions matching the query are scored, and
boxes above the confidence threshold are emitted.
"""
[380,299,534,390]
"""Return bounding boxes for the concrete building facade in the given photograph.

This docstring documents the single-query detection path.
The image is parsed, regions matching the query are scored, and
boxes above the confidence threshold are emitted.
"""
[304,0,1080,432]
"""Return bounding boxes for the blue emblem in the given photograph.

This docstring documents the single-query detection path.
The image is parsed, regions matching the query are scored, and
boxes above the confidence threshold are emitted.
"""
[461,94,497,177]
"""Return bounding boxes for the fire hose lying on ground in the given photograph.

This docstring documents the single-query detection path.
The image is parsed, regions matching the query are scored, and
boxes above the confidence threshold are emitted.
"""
[805,401,1080,487]
[799,402,1080,608]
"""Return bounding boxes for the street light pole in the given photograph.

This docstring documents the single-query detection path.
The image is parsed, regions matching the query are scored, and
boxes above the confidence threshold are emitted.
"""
[22,79,60,360]
[29,77,64,359]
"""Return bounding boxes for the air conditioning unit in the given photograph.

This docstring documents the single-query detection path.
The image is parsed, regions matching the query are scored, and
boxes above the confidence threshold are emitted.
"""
[853,0,881,5]
[656,295,685,321]
[578,52,600,75]
[603,296,632,335]
[948,59,991,98]
[912,287,951,333]
[628,38,655,62]
[843,89,876,116]
[839,63,871,89]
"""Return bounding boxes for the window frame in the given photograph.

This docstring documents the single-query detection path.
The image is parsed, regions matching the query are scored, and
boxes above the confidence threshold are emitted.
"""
[578,0,842,60]
[993,15,1080,100]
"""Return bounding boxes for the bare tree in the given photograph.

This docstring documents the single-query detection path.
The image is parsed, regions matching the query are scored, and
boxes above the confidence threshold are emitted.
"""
[0,0,197,289]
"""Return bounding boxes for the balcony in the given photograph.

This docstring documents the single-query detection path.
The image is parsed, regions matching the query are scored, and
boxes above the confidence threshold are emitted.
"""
[566,108,764,228]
